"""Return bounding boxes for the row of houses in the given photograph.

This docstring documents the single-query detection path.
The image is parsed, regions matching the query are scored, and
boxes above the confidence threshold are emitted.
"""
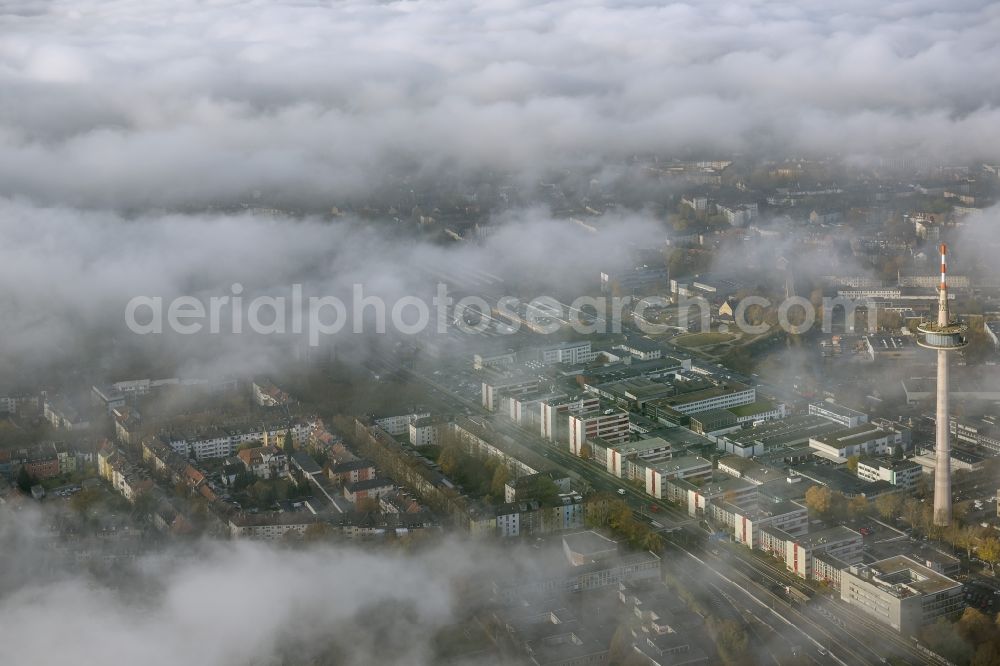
[0,441,96,481]
[158,420,310,460]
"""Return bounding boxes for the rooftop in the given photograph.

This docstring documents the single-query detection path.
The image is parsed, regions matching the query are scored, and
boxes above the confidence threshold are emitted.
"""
[795,525,862,550]
[811,422,890,447]
[856,555,962,597]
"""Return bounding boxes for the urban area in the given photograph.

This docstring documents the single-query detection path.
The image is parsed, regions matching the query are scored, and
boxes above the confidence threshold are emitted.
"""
[5,155,1000,666]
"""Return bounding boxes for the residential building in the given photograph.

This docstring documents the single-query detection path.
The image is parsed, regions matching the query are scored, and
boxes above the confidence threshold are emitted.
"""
[228,512,318,540]
[568,406,630,455]
[344,478,394,502]
[328,459,376,485]
[408,416,443,447]
[710,500,809,549]
[482,375,540,412]
[765,526,864,579]
[540,394,600,442]
[252,379,290,406]
[644,455,713,500]
[504,472,572,503]
[606,437,672,480]
[373,411,430,436]
[236,445,287,480]
[97,445,153,503]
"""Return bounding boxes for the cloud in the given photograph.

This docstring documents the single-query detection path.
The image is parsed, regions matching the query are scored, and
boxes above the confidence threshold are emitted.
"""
[0,198,660,379]
[1,0,999,209]
[0,508,506,666]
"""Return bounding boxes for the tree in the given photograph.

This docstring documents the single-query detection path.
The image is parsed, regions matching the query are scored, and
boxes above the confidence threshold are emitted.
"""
[16,466,35,493]
[847,495,869,518]
[875,493,903,521]
[438,444,460,477]
[490,465,511,498]
[714,619,751,666]
[804,485,833,516]
[846,455,860,473]
[302,522,333,542]
[979,537,1000,573]
[972,643,1000,666]
[70,487,102,514]
[283,429,295,456]
[957,608,998,646]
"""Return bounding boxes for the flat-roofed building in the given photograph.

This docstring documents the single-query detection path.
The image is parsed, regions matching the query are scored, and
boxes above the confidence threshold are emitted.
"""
[717,456,785,486]
[645,379,756,422]
[809,402,868,428]
[689,408,739,435]
[616,338,664,361]
[568,405,630,455]
[674,475,757,517]
[857,457,922,489]
[716,414,846,458]
[781,526,864,579]
[912,447,984,474]
[863,335,919,362]
[809,423,902,462]
[727,400,787,425]
[537,340,597,366]
[540,394,599,442]
[606,437,672,479]
[710,499,809,549]
[840,556,964,635]
[644,455,713,500]
[506,390,562,427]
[408,416,444,447]
[482,374,540,412]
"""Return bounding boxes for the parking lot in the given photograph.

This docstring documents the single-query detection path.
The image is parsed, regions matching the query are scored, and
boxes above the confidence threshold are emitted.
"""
[965,580,999,614]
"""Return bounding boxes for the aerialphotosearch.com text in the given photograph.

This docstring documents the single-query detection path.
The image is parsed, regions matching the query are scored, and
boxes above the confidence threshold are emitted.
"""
[124,282,880,346]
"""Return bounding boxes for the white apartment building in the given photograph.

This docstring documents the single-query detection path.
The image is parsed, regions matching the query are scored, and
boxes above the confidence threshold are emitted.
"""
[540,395,599,441]
[644,455,713,500]
[408,416,442,447]
[568,407,630,455]
[482,376,540,412]
[710,500,809,549]
[374,412,430,436]
[165,421,309,460]
[606,437,672,479]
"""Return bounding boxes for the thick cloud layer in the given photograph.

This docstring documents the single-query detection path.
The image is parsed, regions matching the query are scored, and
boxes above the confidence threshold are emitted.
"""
[2,0,1000,209]
[0,198,657,379]
[0,509,507,666]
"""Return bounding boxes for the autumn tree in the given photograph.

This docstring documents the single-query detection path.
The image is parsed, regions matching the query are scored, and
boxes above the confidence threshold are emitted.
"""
[957,608,998,646]
[875,493,903,521]
[847,495,869,518]
[804,485,833,516]
[979,537,1000,573]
